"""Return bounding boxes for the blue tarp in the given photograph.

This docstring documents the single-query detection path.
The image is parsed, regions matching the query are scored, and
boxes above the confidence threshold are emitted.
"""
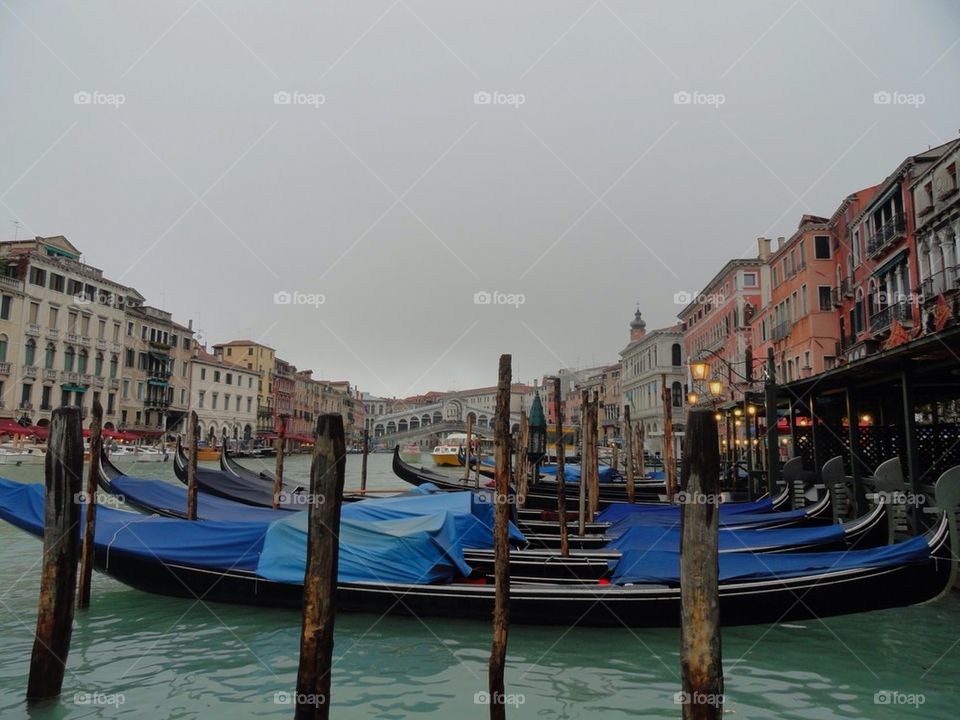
[110,475,285,523]
[604,522,846,553]
[611,534,931,585]
[257,510,473,584]
[597,496,775,524]
[0,479,265,571]
[539,464,620,483]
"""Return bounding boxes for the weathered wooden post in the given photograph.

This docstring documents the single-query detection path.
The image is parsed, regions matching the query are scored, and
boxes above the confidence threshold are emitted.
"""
[274,414,288,510]
[586,392,600,522]
[186,410,199,520]
[360,429,369,495]
[77,399,103,609]
[488,354,512,720]
[553,378,570,557]
[624,405,635,504]
[679,409,723,719]
[515,410,529,507]
[662,374,676,501]
[475,437,482,489]
[464,413,474,482]
[295,414,346,720]
[27,406,84,701]
[578,390,588,536]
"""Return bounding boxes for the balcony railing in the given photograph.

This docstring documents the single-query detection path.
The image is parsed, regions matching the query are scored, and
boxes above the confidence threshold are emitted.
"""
[0,362,10,375]
[25,323,41,337]
[95,339,108,350]
[24,366,38,378]
[109,378,120,389]
[920,265,959,302]
[772,320,792,341]
[144,397,171,408]
[19,402,33,411]
[866,213,907,257]
[870,302,913,332]
[43,368,57,382]
[46,329,59,340]
[0,275,24,292]
[92,377,105,388]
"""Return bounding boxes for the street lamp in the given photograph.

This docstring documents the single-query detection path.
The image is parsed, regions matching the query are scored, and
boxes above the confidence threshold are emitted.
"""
[687,391,699,405]
[708,380,724,397]
[690,361,710,381]
[527,392,547,464]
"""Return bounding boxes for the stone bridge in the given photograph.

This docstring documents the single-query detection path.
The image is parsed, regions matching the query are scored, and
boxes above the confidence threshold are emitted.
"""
[371,399,521,444]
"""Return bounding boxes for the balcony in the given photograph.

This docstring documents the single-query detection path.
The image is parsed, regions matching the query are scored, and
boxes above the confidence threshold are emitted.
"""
[66,332,83,345]
[95,339,108,351]
[772,320,792,342]
[92,377,105,388]
[109,378,120,390]
[46,329,59,340]
[866,213,907,257]
[19,402,33,411]
[24,365,38,379]
[81,374,93,386]
[144,397,171,409]
[148,367,173,381]
[921,265,959,303]
[25,324,41,337]
[111,343,123,354]
[43,368,57,382]
[870,302,913,333]
[0,362,9,375]
[149,338,174,350]
[0,275,24,292]
[64,371,80,384]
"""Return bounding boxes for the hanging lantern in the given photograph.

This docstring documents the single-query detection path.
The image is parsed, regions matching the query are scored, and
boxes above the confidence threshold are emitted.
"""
[690,361,710,381]
[708,380,723,397]
[527,392,547,464]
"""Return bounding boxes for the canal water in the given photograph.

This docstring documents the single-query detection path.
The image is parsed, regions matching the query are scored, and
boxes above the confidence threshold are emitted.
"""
[0,452,958,719]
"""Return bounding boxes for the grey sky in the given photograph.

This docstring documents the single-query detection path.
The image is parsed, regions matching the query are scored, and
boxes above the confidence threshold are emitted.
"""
[2,1,958,397]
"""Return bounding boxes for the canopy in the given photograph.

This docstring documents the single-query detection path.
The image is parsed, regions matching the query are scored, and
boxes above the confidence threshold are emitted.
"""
[611,535,930,585]
[604,522,846,554]
[597,496,775,524]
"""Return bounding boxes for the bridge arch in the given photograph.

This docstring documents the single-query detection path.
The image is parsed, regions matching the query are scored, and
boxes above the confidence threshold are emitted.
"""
[432,411,442,424]
[374,424,385,437]
[398,419,408,433]
[386,421,396,434]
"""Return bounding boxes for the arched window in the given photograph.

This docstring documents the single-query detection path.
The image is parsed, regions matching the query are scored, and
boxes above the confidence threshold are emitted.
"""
[64,346,75,372]
[854,287,865,334]
[45,343,56,369]
[671,343,682,367]
[0,334,7,363]
[94,352,104,376]
[671,381,683,408]
[77,349,88,374]
[24,338,36,366]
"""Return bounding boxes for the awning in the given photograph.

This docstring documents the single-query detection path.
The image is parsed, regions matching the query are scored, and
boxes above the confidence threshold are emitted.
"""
[871,249,909,279]
[147,379,168,387]
[61,385,87,392]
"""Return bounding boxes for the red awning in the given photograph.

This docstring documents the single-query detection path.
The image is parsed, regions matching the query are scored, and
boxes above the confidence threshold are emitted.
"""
[0,419,48,438]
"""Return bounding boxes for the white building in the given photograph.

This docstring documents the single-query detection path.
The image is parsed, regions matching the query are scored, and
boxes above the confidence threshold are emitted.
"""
[0,236,138,430]
[619,310,686,457]
[189,347,260,447]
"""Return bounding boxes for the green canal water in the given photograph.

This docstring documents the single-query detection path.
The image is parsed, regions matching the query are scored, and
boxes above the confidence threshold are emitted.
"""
[0,453,958,718]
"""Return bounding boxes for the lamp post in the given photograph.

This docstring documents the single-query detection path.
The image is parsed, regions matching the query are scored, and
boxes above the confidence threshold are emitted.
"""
[527,392,547,482]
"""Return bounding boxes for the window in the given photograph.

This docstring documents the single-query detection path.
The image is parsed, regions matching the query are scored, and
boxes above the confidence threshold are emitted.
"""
[113,323,120,342]
[212,392,218,410]
[198,391,205,408]
[49,273,65,292]
[247,397,252,412]
[29,267,46,286]
[814,236,831,259]
[41,386,52,410]
[44,343,55,369]
[125,349,134,367]
[98,319,106,339]
[818,286,832,311]
[77,349,88,374]
[21,383,32,407]
[671,381,682,408]
[226,373,232,385]
[48,306,58,329]
[64,346,75,371]
[67,279,82,296]
[24,339,36,366]
[0,295,10,320]
[742,272,757,287]
[107,392,115,415]
[122,379,130,399]
[136,382,143,400]
[109,355,118,378]
[127,321,134,337]
[94,353,103,376]
[214,370,221,383]
[800,284,808,316]
[671,343,682,366]
[29,302,39,324]
[201,368,207,381]
[0,334,6,362]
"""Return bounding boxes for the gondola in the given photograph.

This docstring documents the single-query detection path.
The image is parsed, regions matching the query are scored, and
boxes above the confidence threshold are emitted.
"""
[221,448,277,484]
[1,471,955,627]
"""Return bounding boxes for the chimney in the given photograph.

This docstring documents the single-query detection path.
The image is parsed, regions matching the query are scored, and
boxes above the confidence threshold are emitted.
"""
[776,236,785,250]
[757,237,772,260]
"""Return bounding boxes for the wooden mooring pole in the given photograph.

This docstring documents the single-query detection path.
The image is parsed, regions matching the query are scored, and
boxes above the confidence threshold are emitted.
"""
[186,410,199,521]
[578,391,587,536]
[27,406,84,701]
[662,374,676,502]
[464,413,474,482]
[295,414,346,720]
[274,415,288,510]
[77,399,103,609]
[360,429,369,495]
[487,354,512,720]
[679,409,723,719]
[553,378,569,558]
[515,410,529,507]
[624,405,635,504]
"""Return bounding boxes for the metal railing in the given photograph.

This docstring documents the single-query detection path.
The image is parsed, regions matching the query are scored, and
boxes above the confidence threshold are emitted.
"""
[772,320,792,341]
[866,213,906,257]
[920,265,959,301]
[870,302,913,332]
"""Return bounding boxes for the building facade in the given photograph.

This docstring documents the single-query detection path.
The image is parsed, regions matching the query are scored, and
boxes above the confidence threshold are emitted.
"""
[189,347,259,447]
[213,340,277,435]
[0,236,135,430]
[620,310,685,455]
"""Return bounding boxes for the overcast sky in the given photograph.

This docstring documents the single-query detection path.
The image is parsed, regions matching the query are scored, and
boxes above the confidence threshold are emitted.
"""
[2,1,958,398]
